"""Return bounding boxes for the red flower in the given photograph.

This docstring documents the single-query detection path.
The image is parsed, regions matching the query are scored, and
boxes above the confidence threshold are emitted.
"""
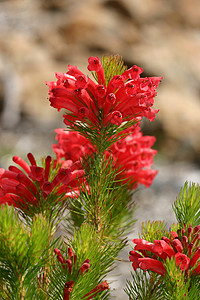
[108,123,158,188]
[52,123,158,189]
[54,248,94,299]
[54,247,90,276]
[0,153,84,212]
[129,225,200,276]
[78,259,90,275]
[52,129,94,163]
[46,56,162,128]
[175,253,190,271]
[87,56,106,86]
[138,257,166,276]
[129,250,143,270]
[63,281,74,300]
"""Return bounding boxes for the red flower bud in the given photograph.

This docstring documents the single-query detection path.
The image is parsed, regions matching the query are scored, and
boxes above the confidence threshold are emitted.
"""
[63,281,74,300]
[65,259,72,274]
[175,253,190,271]
[54,248,61,256]
[173,238,183,253]
[79,262,90,275]
[68,247,73,259]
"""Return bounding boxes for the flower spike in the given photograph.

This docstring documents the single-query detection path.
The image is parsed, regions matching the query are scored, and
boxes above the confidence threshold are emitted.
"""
[46,56,162,129]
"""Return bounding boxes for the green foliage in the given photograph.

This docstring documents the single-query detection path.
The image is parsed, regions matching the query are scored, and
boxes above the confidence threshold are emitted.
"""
[163,257,190,300]
[163,258,200,300]
[69,197,85,228]
[125,270,165,300]
[91,55,127,86]
[101,54,128,86]
[47,224,124,299]
[186,276,200,300]
[172,181,200,228]
[69,118,138,154]
[67,152,136,239]
[0,205,50,299]
[139,220,170,242]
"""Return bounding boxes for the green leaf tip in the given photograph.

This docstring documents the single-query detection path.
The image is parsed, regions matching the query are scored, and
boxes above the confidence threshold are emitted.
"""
[91,54,127,86]
[139,220,169,242]
[172,181,200,228]
[102,54,127,86]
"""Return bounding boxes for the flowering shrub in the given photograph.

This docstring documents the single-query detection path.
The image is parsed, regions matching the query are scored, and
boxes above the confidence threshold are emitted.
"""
[0,55,199,299]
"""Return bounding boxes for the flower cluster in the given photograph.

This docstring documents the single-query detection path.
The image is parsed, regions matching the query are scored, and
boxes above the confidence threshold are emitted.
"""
[52,129,94,163]
[52,123,157,189]
[54,247,90,275]
[46,56,162,128]
[108,123,158,188]
[0,153,84,211]
[54,247,109,300]
[129,225,200,276]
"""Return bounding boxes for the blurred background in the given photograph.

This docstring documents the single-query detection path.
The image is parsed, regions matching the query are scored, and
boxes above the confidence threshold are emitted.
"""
[0,0,200,298]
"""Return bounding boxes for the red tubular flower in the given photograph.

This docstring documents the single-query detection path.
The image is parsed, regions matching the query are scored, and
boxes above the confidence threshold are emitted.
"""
[138,257,166,276]
[79,262,90,275]
[67,247,74,260]
[133,239,154,252]
[130,225,200,277]
[173,238,183,253]
[63,281,74,300]
[87,56,106,86]
[54,248,62,256]
[12,156,30,174]
[103,111,122,126]
[0,153,84,212]
[152,240,176,259]
[189,247,200,267]
[46,56,162,129]
[65,259,72,274]
[129,250,143,270]
[54,247,90,278]
[54,248,66,270]
[175,253,190,271]
[78,259,90,275]
[52,122,158,189]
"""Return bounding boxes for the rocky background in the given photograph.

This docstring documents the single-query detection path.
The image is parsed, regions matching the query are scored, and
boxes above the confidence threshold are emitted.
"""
[0,0,200,299]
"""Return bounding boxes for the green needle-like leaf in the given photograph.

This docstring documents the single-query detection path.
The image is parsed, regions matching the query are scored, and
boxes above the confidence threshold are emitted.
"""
[0,205,51,299]
[172,181,200,228]
[125,270,165,300]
